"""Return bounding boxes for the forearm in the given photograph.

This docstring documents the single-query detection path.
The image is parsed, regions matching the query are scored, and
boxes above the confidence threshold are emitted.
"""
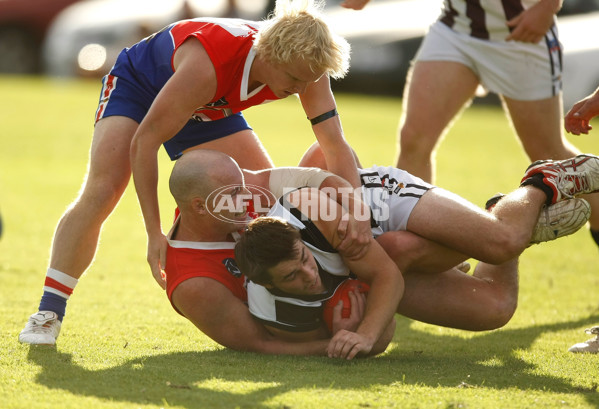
[130,138,162,235]
[251,337,329,356]
[315,127,361,188]
[300,77,361,188]
[342,240,404,346]
[356,273,403,346]
[207,321,329,356]
[249,325,330,356]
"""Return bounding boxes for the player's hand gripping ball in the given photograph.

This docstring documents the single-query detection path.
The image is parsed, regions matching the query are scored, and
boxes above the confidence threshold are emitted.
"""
[322,278,370,332]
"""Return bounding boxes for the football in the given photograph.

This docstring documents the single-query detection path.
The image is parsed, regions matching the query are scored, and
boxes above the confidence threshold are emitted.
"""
[322,278,370,333]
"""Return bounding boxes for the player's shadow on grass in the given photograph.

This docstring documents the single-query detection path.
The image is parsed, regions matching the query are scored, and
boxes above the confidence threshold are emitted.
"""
[26,315,599,409]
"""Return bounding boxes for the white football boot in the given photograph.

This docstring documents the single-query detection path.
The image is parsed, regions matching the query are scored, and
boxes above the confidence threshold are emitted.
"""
[19,311,61,345]
[529,198,591,244]
[521,154,599,204]
[568,326,599,353]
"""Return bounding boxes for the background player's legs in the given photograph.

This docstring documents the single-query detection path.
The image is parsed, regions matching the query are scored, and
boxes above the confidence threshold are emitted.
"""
[396,61,479,182]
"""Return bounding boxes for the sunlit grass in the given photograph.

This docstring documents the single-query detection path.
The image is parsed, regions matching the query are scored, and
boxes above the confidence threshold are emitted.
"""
[1,76,598,409]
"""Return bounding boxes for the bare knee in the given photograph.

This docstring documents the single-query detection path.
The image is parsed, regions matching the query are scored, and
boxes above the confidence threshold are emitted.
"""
[473,293,518,330]
[74,176,129,218]
[398,123,435,158]
[376,232,429,271]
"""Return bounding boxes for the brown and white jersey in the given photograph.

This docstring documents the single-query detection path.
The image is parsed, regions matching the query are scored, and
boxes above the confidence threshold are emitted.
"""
[439,0,556,42]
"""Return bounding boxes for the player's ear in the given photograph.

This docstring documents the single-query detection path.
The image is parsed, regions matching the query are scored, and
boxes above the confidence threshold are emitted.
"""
[192,197,207,214]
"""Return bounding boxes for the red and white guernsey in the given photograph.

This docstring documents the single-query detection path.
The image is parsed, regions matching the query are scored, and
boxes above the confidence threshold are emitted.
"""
[114,18,280,121]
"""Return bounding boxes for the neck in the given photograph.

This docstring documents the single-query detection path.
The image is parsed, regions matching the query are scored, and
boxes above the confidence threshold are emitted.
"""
[248,54,265,92]
[174,214,235,243]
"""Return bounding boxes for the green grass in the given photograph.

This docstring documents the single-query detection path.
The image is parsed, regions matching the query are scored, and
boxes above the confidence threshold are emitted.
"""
[1,76,598,409]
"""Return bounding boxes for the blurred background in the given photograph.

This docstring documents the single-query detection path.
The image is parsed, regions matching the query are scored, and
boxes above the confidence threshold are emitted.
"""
[1,0,598,109]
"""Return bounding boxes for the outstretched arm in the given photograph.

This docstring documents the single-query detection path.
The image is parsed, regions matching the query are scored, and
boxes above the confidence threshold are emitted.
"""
[172,277,330,355]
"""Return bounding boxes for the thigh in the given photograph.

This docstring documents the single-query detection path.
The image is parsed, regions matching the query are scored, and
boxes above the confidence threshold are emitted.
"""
[502,94,580,160]
[164,113,254,160]
[297,142,363,169]
[401,60,479,140]
[398,260,518,331]
[185,129,275,170]
[406,188,498,256]
[402,22,480,140]
[297,142,327,169]
[85,116,138,194]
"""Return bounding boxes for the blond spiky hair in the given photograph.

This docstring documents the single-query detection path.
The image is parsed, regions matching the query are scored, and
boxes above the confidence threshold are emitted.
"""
[254,0,350,79]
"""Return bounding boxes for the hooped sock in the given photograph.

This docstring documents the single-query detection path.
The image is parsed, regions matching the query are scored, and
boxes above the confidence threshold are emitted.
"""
[37,268,79,321]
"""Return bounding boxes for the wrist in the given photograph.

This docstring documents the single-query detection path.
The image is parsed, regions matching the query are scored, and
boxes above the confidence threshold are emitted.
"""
[147,226,164,238]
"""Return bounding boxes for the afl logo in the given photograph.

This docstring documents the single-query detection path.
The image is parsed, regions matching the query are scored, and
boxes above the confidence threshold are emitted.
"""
[206,184,277,223]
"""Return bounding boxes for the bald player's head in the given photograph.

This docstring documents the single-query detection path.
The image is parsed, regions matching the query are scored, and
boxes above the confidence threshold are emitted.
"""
[169,150,243,209]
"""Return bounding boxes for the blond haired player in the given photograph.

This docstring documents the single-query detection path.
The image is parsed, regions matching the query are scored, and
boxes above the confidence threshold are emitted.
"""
[19,0,360,345]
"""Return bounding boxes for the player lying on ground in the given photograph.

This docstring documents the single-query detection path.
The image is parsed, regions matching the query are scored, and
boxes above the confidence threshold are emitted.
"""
[164,150,598,358]
[234,151,599,358]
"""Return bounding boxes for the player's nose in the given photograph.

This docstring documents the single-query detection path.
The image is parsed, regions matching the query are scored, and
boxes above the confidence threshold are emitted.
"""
[301,266,317,282]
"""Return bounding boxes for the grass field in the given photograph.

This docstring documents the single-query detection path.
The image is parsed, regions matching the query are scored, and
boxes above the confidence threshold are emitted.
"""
[0,76,598,409]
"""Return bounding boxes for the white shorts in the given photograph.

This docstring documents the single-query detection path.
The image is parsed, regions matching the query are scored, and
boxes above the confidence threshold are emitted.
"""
[360,166,433,234]
[415,21,562,101]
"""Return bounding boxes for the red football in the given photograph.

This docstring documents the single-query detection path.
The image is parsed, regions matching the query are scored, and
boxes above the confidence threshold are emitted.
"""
[322,278,370,333]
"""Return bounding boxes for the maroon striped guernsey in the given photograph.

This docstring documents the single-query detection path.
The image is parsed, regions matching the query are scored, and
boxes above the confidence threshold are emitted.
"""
[439,0,556,42]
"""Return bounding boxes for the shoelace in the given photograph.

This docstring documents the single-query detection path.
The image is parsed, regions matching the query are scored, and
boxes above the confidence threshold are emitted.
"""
[28,318,55,333]
[556,172,589,198]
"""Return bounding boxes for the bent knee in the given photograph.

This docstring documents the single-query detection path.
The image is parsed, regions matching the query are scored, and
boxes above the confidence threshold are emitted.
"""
[471,295,518,331]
